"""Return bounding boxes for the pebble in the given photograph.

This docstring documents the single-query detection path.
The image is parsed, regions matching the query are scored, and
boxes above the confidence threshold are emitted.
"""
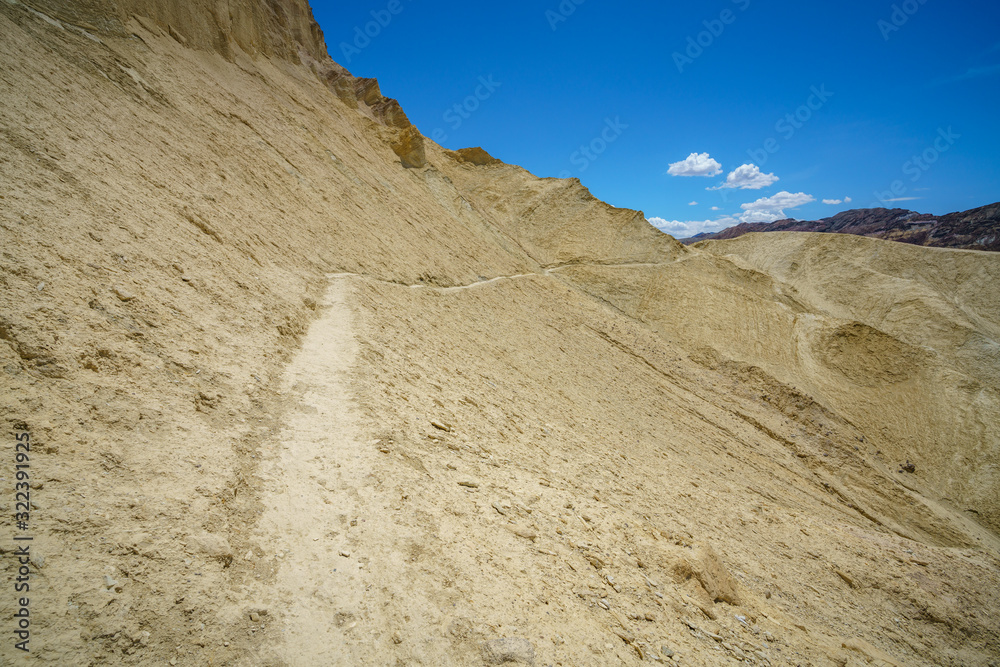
[339,550,352,558]
[506,526,538,541]
[661,645,674,657]
[458,480,479,489]
[249,612,260,623]
[113,286,136,302]
[481,637,536,665]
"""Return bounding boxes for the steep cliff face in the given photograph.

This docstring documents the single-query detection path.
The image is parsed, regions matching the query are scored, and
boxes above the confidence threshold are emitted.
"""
[2,1,1000,666]
[20,0,327,61]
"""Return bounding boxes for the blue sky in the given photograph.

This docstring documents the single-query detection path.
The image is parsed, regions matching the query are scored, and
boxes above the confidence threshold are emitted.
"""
[311,0,1000,237]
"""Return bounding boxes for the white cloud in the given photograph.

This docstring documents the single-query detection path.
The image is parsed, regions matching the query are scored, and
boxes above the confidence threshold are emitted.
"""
[648,215,740,238]
[688,201,698,206]
[667,152,722,177]
[823,196,853,206]
[883,197,921,202]
[846,196,852,203]
[711,206,721,211]
[709,164,779,190]
[739,191,815,223]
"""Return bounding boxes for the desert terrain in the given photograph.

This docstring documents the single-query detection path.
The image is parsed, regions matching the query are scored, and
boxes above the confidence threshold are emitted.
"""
[1,1,999,665]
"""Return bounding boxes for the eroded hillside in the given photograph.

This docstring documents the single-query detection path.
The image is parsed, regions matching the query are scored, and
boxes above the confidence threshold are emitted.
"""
[1,1,999,666]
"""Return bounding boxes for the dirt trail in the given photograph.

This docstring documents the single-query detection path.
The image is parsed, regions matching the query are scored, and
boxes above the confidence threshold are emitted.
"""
[246,277,371,665]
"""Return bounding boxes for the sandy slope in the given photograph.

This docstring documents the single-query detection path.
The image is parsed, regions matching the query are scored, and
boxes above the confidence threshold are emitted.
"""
[1,1,999,666]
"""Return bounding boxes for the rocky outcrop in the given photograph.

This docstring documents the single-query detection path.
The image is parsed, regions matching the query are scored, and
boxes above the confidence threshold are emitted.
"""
[446,147,503,167]
[390,125,426,168]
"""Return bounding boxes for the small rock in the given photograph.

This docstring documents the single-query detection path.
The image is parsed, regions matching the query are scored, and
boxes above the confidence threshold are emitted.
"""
[899,460,916,474]
[835,569,856,588]
[339,550,352,558]
[506,526,538,541]
[113,286,136,302]
[392,631,402,644]
[661,645,674,658]
[431,420,453,432]
[104,575,118,589]
[458,480,479,489]
[185,532,233,565]
[480,637,535,665]
[249,612,260,623]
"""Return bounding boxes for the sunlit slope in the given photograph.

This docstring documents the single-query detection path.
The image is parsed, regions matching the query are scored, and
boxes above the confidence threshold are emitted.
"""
[556,231,1000,535]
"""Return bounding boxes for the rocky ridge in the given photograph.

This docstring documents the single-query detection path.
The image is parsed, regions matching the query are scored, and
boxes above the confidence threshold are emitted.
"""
[683,202,1000,251]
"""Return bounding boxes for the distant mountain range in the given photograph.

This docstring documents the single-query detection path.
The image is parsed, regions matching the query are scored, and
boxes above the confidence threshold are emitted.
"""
[682,202,1000,251]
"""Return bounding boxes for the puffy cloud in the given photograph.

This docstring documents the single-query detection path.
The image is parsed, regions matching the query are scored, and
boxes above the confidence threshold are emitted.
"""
[739,191,815,223]
[667,152,722,177]
[711,206,721,211]
[709,164,779,190]
[647,215,740,238]
[822,196,853,205]
[688,201,698,206]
